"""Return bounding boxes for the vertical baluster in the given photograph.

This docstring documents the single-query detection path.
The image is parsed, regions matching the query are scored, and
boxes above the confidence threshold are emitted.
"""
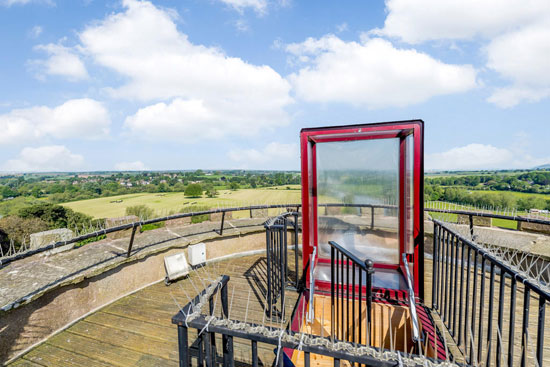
[536,296,546,366]
[478,257,487,364]
[178,325,189,367]
[458,239,465,347]
[252,340,258,367]
[507,277,516,367]
[352,263,356,345]
[331,245,335,341]
[346,257,350,341]
[469,251,479,364]
[486,263,495,367]
[443,230,450,323]
[452,234,459,336]
[496,270,506,367]
[520,288,530,367]
[433,223,439,310]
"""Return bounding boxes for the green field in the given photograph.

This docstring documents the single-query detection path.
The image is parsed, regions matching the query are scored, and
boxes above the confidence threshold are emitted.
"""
[62,187,301,219]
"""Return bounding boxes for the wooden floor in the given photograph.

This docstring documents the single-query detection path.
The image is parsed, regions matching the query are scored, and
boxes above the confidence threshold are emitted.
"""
[9,254,300,367]
[8,255,550,367]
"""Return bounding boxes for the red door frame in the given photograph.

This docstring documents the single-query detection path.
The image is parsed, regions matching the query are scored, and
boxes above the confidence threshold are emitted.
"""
[300,120,425,298]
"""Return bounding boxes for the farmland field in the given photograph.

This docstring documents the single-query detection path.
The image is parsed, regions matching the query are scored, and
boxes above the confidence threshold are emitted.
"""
[62,186,301,219]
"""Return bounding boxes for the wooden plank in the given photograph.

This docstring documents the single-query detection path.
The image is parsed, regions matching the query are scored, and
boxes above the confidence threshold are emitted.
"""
[66,321,179,362]
[8,359,44,367]
[46,332,169,367]
[22,344,111,367]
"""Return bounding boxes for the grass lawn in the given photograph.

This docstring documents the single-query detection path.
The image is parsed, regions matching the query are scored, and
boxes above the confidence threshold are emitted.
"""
[62,188,301,219]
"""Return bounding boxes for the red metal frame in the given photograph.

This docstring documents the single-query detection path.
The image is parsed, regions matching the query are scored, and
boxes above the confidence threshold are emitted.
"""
[300,120,424,298]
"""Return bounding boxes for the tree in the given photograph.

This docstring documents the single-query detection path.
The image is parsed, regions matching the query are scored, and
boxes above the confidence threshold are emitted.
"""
[205,185,218,198]
[184,183,203,197]
[0,216,49,253]
[229,182,240,190]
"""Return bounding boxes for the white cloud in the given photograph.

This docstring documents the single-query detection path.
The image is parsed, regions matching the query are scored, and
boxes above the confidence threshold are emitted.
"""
[486,21,550,107]
[228,142,298,169]
[79,0,291,141]
[2,0,54,6]
[124,98,287,142]
[28,25,43,38]
[373,0,550,107]
[373,0,550,44]
[0,98,110,145]
[286,35,478,108]
[336,23,348,33]
[427,143,550,170]
[114,161,147,171]
[3,145,84,172]
[31,43,88,81]
[218,0,267,14]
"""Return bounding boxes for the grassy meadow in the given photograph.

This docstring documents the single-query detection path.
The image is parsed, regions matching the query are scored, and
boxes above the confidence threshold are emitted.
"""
[62,186,301,219]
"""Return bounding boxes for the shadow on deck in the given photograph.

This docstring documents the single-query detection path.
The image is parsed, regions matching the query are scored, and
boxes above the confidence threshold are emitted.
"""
[9,253,300,367]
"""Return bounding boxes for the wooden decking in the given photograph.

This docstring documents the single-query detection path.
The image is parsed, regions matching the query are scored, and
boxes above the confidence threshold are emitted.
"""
[9,254,300,367]
[8,255,550,367]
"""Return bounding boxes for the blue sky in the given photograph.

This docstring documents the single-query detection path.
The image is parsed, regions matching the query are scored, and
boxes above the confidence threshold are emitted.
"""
[0,0,549,172]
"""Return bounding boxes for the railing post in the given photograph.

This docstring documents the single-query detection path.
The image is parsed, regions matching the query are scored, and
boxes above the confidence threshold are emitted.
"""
[370,206,374,230]
[177,325,189,367]
[266,228,272,320]
[469,214,474,240]
[126,225,138,258]
[219,211,225,236]
[365,258,374,345]
[220,280,234,367]
[432,222,438,309]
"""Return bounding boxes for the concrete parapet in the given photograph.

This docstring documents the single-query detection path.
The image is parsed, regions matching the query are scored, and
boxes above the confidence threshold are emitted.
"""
[457,214,492,227]
[30,228,73,250]
[250,208,268,218]
[165,216,191,227]
[518,221,550,235]
[105,215,139,239]
[210,211,232,222]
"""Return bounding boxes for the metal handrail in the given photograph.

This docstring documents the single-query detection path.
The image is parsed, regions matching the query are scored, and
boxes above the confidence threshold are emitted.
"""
[307,245,317,324]
[4,200,549,268]
[0,203,301,268]
[328,240,370,272]
[402,253,420,343]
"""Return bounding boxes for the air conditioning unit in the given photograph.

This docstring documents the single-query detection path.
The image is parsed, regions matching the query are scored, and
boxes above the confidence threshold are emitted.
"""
[164,252,189,285]
[188,242,206,267]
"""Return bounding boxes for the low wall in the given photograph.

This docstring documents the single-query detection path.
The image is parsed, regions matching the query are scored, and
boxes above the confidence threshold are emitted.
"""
[0,228,270,364]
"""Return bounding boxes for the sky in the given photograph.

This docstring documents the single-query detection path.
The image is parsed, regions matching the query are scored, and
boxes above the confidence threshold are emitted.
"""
[0,0,549,172]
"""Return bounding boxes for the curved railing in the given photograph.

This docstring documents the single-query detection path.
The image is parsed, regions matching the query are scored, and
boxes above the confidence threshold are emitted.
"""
[0,203,300,268]
[3,201,549,268]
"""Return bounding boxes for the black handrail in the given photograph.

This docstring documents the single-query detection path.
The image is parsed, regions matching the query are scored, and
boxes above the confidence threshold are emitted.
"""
[3,201,549,268]
[0,203,301,268]
[328,240,374,346]
[172,276,422,367]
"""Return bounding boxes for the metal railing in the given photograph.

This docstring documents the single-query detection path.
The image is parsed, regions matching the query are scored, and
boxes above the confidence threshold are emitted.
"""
[432,220,550,367]
[264,211,300,321]
[0,203,300,268]
[172,275,440,367]
[329,240,375,346]
[403,253,421,344]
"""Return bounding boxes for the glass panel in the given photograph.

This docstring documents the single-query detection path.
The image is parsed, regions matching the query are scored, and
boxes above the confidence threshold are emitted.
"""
[316,138,400,264]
